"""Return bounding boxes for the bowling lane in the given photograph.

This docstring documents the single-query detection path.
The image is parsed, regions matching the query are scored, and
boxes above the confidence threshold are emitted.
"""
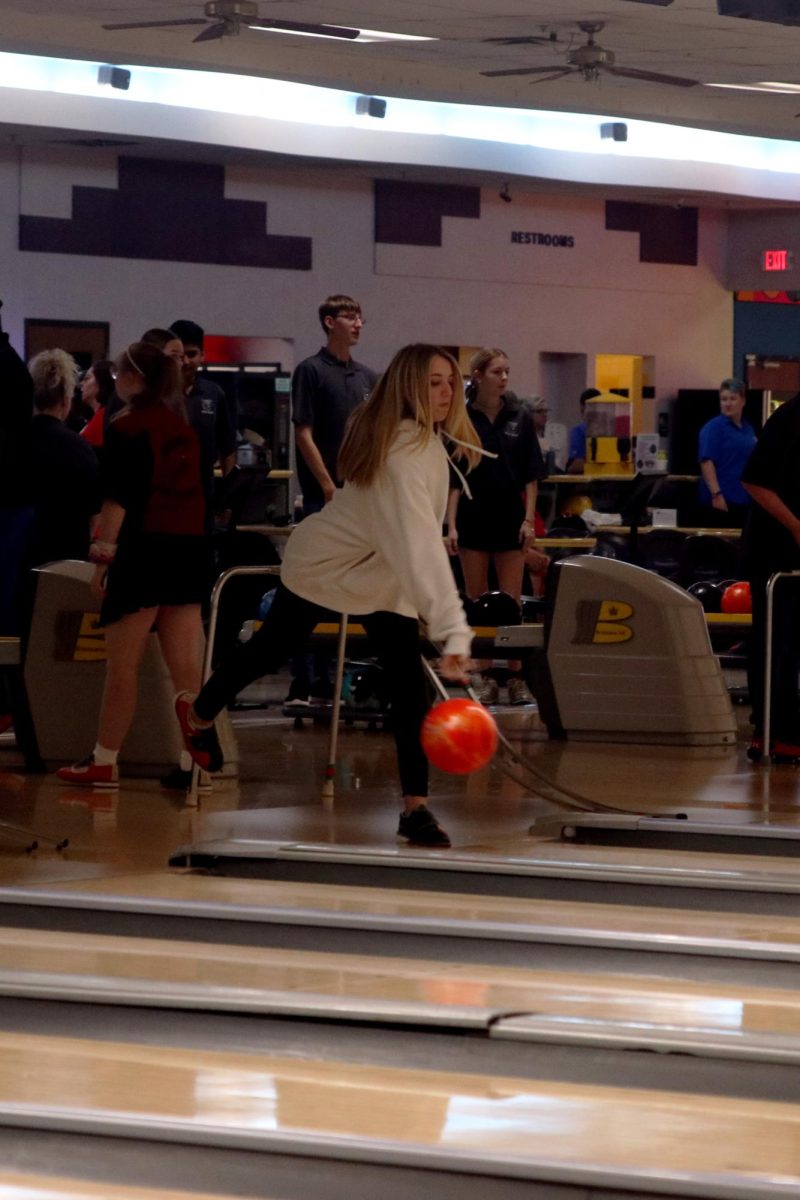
[2,874,800,987]
[169,834,800,915]
[0,1031,798,1200]
[0,1173,264,1200]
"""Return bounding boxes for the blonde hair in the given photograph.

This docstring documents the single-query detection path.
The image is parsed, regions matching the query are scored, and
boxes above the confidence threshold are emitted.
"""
[339,344,480,488]
[28,349,80,413]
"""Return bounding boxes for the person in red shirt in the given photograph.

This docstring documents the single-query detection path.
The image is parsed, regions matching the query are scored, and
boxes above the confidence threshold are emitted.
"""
[57,342,211,788]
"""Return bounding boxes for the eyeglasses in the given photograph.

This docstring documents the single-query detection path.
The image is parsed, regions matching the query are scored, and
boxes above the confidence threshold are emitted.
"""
[334,312,365,325]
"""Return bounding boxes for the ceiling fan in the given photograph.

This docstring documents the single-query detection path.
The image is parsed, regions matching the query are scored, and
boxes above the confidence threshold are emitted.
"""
[102,1,360,44]
[481,21,699,88]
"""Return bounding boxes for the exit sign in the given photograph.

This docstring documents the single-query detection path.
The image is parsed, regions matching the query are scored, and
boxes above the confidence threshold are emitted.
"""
[762,249,793,271]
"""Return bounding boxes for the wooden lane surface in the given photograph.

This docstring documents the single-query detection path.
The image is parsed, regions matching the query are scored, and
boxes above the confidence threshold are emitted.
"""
[0,926,800,1044]
[8,874,800,961]
[0,1030,799,1197]
[0,1173,260,1200]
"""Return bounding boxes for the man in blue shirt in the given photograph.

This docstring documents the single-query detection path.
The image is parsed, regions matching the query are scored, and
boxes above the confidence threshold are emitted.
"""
[566,388,601,474]
[698,378,756,528]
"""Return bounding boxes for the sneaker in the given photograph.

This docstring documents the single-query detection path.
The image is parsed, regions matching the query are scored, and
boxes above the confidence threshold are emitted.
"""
[174,692,224,774]
[397,804,451,848]
[507,677,535,706]
[746,736,765,763]
[773,739,800,765]
[284,677,311,709]
[56,755,118,789]
[469,673,499,705]
[160,767,212,793]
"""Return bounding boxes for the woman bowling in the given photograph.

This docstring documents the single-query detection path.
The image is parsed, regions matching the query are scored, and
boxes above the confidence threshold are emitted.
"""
[57,342,210,788]
[176,343,481,847]
[446,347,546,705]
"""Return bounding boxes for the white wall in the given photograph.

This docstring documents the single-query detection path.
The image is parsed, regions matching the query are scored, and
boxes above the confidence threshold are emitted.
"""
[0,145,732,429]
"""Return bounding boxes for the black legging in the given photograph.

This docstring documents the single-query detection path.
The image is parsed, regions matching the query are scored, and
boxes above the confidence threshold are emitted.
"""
[195,582,430,796]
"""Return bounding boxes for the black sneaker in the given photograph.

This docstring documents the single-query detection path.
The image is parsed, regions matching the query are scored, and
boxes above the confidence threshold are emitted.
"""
[285,677,311,709]
[397,804,451,848]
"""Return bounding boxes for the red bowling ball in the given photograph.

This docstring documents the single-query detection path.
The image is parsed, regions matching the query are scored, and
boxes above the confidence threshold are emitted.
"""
[421,698,499,775]
[720,580,752,614]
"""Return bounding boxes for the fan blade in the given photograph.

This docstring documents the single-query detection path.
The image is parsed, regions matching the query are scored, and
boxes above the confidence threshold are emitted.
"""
[482,65,573,78]
[528,69,575,84]
[248,18,360,40]
[483,36,557,46]
[605,64,699,87]
[103,19,209,31]
[193,21,228,42]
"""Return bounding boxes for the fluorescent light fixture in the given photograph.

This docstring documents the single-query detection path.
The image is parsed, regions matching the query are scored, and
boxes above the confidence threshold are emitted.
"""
[249,24,435,43]
[2,49,800,185]
[707,81,800,93]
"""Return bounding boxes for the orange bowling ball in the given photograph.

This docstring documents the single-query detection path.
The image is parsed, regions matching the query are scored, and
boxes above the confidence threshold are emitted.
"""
[421,698,499,775]
[720,580,752,614]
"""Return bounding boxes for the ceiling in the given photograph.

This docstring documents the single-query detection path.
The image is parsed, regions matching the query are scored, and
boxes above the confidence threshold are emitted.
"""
[3,1,800,145]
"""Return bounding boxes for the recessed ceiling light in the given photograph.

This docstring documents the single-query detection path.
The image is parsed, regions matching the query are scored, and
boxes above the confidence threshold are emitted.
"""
[249,25,436,43]
[707,81,800,93]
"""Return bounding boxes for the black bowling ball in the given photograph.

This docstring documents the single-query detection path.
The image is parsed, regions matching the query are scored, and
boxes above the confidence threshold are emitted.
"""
[471,590,522,627]
[687,580,722,613]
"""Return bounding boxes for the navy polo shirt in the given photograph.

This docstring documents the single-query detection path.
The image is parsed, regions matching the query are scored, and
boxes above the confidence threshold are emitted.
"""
[464,396,546,500]
[291,346,378,505]
[698,413,757,506]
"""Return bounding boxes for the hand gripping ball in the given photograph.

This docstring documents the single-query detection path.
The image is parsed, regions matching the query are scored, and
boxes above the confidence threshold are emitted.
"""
[421,698,499,775]
[721,580,752,614]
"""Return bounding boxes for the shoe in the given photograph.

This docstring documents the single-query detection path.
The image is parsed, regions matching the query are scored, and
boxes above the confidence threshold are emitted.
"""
[56,755,118,789]
[746,736,765,763]
[507,677,535,706]
[174,692,224,774]
[284,677,311,709]
[160,767,212,793]
[469,673,499,705]
[773,739,800,764]
[397,804,451,848]
[0,714,13,736]
[310,677,335,703]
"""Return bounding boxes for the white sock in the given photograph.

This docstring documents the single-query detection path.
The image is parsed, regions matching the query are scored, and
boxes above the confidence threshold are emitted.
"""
[179,751,192,771]
[93,743,118,766]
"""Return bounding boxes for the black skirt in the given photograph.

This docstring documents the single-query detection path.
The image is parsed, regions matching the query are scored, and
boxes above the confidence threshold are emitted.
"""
[456,489,525,553]
[100,532,213,625]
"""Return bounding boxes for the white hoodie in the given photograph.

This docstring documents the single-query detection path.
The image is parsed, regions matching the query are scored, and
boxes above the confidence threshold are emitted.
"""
[281,420,472,657]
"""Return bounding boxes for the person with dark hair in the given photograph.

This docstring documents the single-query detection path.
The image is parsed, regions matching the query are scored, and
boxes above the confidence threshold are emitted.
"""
[74,360,116,446]
[565,387,601,474]
[56,342,210,788]
[175,344,482,847]
[697,377,756,529]
[287,294,378,705]
[169,319,236,530]
[21,349,100,586]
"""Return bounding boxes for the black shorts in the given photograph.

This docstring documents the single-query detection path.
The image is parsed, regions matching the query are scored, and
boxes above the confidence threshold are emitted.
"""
[457,491,524,553]
[100,533,213,625]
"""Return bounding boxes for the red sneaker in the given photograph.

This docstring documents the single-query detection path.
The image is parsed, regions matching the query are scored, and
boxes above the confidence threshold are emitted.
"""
[773,740,800,765]
[56,755,118,788]
[174,692,224,774]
